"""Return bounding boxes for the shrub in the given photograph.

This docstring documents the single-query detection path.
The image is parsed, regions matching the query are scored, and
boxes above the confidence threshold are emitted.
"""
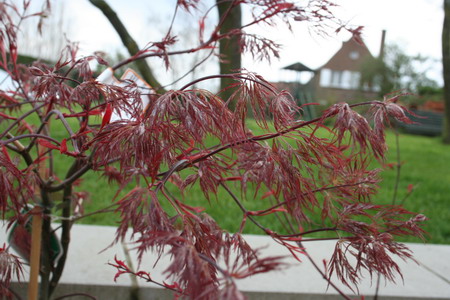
[0,1,426,299]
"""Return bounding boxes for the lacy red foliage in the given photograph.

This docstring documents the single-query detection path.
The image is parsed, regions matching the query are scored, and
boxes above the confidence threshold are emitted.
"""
[0,146,35,217]
[0,1,428,300]
[0,244,23,298]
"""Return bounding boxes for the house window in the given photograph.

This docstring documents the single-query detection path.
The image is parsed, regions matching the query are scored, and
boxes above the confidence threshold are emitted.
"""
[349,51,359,60]
[330,70,343,88]
[320,68,331,87]
[320,69,360,89]
[350,71,361,89]
[341,70,352,89]
[330,70,361,90]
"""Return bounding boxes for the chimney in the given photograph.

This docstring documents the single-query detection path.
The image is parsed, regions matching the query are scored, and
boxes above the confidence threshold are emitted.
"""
[379,30,386,60]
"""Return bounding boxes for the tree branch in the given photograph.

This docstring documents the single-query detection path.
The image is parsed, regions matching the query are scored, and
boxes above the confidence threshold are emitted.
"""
[47,161,92,192]
[219,181,352,298]
[1,134,60,147]
[27,109,79,153]
[0,103,46,140]
[49,159,84,296]
[89,0,164,92]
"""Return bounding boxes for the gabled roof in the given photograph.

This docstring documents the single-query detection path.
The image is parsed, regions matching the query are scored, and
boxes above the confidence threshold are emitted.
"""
[320,38,373,71]
[282,38,374,74]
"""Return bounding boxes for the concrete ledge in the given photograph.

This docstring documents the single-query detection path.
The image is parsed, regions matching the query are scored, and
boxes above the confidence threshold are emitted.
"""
[2,224,450,299]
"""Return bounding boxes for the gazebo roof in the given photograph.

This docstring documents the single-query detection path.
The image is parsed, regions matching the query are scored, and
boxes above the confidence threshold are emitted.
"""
[282,62,315,72]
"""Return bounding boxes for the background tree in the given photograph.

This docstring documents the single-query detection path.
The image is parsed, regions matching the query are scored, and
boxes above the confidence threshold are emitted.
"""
[216,0,242,104]
[0,1,427,300]
[442,0,450,143]
[360,43,438,97]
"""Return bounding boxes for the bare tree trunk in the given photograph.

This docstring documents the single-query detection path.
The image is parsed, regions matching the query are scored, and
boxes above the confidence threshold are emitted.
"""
[442,0,450,143]
[38,192,52,300]
[216,0,241,107]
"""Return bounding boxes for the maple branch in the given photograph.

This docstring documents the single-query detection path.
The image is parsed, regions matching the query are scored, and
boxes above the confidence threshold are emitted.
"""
[376,126,403,299]
[391,127,401,205]
[198,253,230,279]
[61,58,85,82]
[4,132,34,166]
[257,181,377,216]
[51,203,117,225]
[269,196,293,233]
[40,190,53,299]
[0,100,36,110]
[48,153,122,192]
[1,134,60,147]
[400,184,416,206]
[26,109,79,153]
[47,161,92,192]
[110,0,235,73]
[374,274,382,300]
[220,181,352,298]
[49,172,74,296]
[154,100,384,185]
[219,182,274,234]
[156,159,190,193]
[37,73,81,85]
[108,260,187,296]
[3,142,20,153]
[186,100,383,165]
[161,47,216,89]
[0,103,46,140]
[112,46,205,71]
[297,241,353,300]
[179,73,277,93]
[89,0,164,91]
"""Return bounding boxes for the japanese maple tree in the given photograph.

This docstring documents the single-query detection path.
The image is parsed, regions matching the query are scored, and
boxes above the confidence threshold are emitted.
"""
[0,1,426,299]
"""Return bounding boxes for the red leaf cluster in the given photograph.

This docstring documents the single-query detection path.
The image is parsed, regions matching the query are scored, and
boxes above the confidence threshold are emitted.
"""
[0,244,24,298]
[0,147,34,217]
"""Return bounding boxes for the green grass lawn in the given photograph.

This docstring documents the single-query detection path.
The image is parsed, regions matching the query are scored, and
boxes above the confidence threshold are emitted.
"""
[3,111,449,244]
[69,126,450,245]
[373,132,450,244]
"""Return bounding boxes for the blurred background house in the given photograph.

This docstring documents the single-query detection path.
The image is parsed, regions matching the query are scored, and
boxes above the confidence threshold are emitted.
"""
[280,31,386,99]
[273,30,445,135]
[311,34,383,103]
[273,31,386,120]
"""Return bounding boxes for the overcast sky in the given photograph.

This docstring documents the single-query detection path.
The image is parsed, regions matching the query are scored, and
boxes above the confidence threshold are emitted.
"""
[10,0,446,88]
[242,0,444,84]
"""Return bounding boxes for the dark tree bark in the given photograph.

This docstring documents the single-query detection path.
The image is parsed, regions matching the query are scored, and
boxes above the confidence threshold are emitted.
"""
[216,0,242,106]
[442,0,450,143]
[89,0,164,91]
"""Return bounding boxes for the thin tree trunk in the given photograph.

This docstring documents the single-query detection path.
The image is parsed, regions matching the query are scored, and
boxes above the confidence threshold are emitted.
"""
[216,0,241,107]
[442,0,450,143]
[39,192,52,300]
[48,160,84,297]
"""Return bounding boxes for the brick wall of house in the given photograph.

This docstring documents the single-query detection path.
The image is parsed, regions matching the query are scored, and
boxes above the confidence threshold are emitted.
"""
[321,39,372,71]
